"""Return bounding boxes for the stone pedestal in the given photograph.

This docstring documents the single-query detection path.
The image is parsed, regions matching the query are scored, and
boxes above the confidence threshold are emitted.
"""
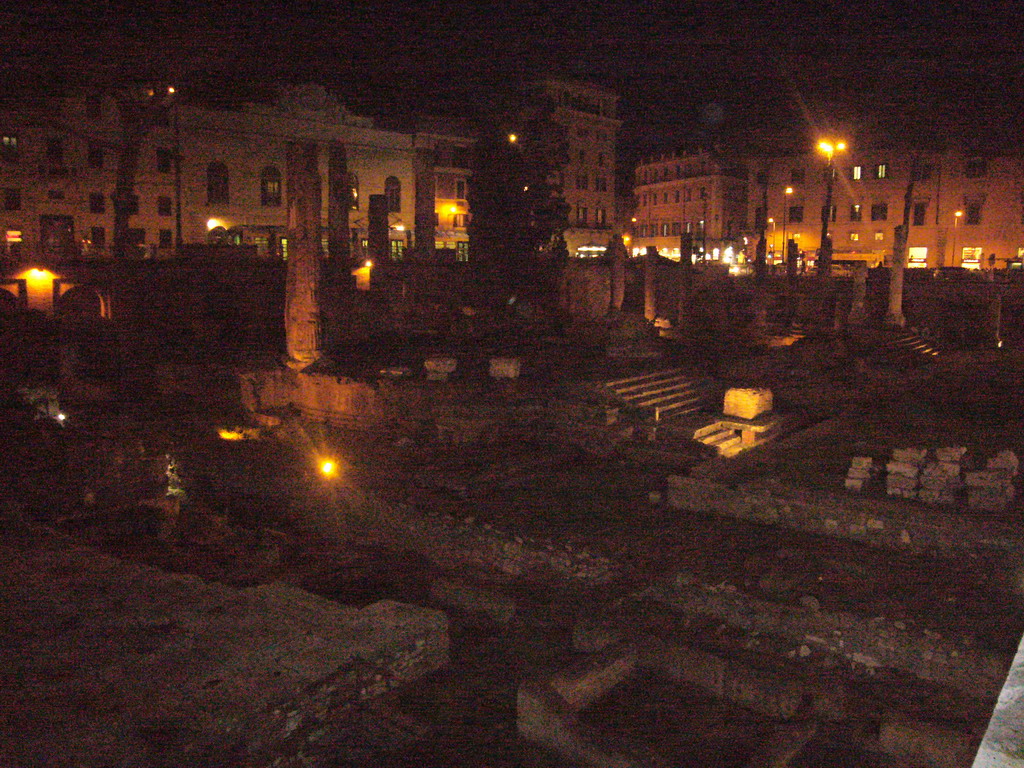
[723,387,773,420]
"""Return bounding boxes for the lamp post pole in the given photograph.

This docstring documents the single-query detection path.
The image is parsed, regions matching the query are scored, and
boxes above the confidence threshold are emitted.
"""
[782,186,793,261]
[817,140,846,277]
[951,210,963,267]
[768,218,776,260]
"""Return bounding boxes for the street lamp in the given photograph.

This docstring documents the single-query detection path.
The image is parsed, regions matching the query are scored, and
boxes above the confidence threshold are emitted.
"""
[952,210,963,267]
[782,186,794,262]
[817,139,847,276]
[767,217,776,260]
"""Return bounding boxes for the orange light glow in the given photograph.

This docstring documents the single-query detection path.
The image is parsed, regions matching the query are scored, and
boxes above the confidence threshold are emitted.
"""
[364,260,373,268]
[218,428,246,441]
[319,459,338,478]
[508,133,518,143]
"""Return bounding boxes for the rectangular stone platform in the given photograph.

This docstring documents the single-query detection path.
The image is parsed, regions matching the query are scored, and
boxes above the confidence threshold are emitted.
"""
[0,531,449,767]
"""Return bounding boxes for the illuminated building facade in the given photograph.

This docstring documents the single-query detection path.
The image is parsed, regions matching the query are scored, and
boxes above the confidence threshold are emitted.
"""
[0,85,472,263]
[533,79,621,258]
[748,149,1024,269]
[631,150,749,262]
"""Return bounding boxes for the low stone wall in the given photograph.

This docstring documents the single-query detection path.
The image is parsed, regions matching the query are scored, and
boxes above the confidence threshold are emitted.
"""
[644,577,1009,699]
[240,367,384,425]
[666,474,1022,557]
[386,503,617,585]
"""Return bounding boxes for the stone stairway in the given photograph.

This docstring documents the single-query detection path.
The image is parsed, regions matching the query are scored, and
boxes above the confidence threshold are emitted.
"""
[887,330,940,359]
[692,421,745,457]
[600,368,715,422]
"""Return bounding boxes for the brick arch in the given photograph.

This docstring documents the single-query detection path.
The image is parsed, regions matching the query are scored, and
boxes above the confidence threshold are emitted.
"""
[56,284,105,320]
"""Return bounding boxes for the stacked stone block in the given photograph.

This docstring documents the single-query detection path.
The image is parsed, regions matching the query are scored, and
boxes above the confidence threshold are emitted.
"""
[844,456,875,492]
[965,450,1018,513]
[886,448,928,499]
[918,447,967,506]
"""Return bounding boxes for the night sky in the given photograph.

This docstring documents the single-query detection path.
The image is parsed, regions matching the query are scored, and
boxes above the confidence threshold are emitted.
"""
[5,1,1023,170]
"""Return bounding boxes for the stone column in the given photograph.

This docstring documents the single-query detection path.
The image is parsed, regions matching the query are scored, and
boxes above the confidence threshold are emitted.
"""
[414,149,436,260]
[644,246,657,321]
[677,233,694,326]
[327,143,351,267]
[368,194,389,266]
[284,141,323,368]
[609,235,626,313]
[848,262,868,326]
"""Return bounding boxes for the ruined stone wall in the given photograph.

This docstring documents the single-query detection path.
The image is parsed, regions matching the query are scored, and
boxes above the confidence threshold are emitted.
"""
[666,474,1021,557]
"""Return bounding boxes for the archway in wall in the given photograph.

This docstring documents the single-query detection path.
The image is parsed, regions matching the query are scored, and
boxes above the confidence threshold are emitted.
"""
[57,285,104,321]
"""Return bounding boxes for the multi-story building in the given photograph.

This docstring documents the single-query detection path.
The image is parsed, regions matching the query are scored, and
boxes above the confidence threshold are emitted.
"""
[0,85,472,264]
[748,148,1024,269]
[631,150,749,262]
[533,79,621,258]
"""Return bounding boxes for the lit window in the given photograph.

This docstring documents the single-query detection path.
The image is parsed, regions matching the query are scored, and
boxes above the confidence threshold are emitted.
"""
[348,173,359,210]
[875,163,888,179]
[850,232,859,241]
[875,231,885,241]
[260,166,281,207]
[850,165,862,180]
[1,134,18,161]
[850,204,862,221]
[596,208,606,225]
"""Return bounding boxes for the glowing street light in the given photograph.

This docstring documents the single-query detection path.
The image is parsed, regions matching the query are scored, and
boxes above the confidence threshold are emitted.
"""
[319,458,338,478]
[817,138,847,276]
[508,133,518,144]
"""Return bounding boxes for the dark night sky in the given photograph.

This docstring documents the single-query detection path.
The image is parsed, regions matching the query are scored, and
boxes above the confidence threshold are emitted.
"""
[4,1,1023,169]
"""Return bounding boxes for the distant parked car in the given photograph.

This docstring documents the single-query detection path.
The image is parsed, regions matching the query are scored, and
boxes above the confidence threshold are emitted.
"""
[933,267,984,282]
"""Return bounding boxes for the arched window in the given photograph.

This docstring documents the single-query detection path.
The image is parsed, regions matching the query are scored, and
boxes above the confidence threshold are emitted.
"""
[207,162,229,205]
[348,172,359,210]
[385,176,400,213]
[260,166,281,207]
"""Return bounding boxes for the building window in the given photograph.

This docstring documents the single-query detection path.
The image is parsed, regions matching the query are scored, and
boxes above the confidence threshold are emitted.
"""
[576,173,588,190]
[158,229,172,248]
[670,221,679,235]
[579,149,586,164]
[966,202,982,225]
[912,202,927,226]
[595,176,608,192]
[913,163,934,181]
[790,169,805,184]
[965,158,987,178]
[674,190,680,203]
[661,223,670,236]
[1,134,18,161]
[207,162,229,204]
[850,204,862,222]
[157,195,172,216]
[821,204,837,222]
[596,207,606,226]
[576,206,588,225]
[850,165,862,180]
[87,143,103,169]
[90,226,105,247]
[260,166,282,207]
[46,138,63,164]
[870,202,888,221]
[156,148,173,173]
[598,152,605,167]
[389,239,405,260]
[453,213,467,228]
[384,176,401,212]
[456,241,469,261]
[850,232,860,241]
[89,193,106,213]
[3,188,21,211]
[788,205,803,223]
[86,94,102,121]
[874,163,888,179]
[456,179,466,199]
[875,231,885,241]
